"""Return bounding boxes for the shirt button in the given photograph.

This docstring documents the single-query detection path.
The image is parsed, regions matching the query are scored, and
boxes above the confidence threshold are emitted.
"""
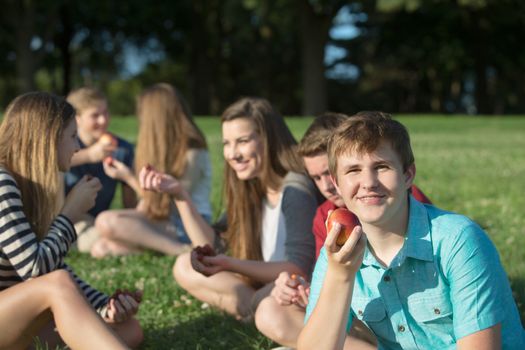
[434,308,441,315]
[383,275,391,282]
[398,325,406,332]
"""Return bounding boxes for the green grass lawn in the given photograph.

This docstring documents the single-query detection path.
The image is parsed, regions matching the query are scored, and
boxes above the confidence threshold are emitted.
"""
[66,115,525,349]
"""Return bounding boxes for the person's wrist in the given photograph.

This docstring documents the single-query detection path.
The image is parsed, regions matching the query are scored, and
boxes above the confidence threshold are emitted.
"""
[124,171,135,183]
[220,255,233,271]
[328,262,357,282]
[60,209,78,224]
[173,188,189,201]
[87,149,97,163]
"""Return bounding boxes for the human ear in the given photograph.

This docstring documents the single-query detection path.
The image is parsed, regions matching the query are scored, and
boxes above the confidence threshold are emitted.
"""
[330,173,342,196]
[404,163,416,189]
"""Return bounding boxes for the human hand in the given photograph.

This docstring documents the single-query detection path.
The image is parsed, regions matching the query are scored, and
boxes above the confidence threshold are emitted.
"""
[190,247,228,277]
[324,216,367,278]
[138,165,184,199]
[104,289,142,324]
[102,157,133,182]
[271,271,302,306]
[292,283,310,309]
[61,175,102,223]
[86,136,116,163]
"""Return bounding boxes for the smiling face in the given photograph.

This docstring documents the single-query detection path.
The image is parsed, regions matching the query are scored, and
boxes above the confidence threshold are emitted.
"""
[303,153,345,207]
[58,119,80,172]
[222,118,264,181]
[75,101,110,145]
[332,140,415,231]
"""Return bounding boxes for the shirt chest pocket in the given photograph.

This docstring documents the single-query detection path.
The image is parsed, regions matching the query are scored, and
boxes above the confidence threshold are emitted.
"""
[407,293,455,343]
[352,297,395,341]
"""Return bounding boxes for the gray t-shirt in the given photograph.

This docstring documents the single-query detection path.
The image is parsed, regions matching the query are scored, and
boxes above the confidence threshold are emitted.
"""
[214,172,319,277]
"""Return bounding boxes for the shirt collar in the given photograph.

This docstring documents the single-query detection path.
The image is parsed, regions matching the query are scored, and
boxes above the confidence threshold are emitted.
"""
[361,195,433,268]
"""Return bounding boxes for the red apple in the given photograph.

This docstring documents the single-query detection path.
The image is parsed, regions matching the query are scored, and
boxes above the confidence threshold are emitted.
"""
[191,244,217,272]
[326,208,359,246]
[100,133,118,147]
[104,156,113,166]
[194,244,216,260]
[291,273,308,287]
[110,289,142,303]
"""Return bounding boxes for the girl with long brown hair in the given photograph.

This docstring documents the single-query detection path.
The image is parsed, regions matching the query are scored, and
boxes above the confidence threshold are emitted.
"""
[140,97,319,321]
[91,83,212,257]
[0,92,142,348]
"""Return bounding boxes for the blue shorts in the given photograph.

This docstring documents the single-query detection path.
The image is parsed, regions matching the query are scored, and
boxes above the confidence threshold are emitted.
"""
[170,212,212,244]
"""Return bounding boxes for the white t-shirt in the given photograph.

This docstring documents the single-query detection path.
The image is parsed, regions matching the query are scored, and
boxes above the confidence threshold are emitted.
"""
[261,193,287,262]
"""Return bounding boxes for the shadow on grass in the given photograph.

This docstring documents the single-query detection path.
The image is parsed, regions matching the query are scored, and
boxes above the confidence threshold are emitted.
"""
[141,312,277,350]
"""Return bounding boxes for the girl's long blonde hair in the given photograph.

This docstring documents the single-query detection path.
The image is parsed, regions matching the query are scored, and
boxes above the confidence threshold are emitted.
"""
[0,92,76,240]
[135,83,207,220]
[221,97,304,261]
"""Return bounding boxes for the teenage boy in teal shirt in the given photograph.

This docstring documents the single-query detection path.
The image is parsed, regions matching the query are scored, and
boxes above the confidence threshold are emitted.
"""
[299,112,525,349]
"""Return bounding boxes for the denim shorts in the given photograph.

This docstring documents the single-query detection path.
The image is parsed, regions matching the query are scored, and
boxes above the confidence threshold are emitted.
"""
[170,212,212,244]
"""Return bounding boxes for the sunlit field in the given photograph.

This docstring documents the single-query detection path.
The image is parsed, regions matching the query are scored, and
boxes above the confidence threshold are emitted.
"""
[65,115,525,349]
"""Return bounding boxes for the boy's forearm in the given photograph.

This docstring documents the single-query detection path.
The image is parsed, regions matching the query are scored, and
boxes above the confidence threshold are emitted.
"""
[298,268,355,350]
[70,149,92,167]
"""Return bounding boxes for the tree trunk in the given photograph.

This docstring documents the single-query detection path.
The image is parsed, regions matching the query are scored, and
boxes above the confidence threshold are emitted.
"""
[300,1,331,116]
[188,0,212,115]
[59,2,73,96]
[15,1,37,93]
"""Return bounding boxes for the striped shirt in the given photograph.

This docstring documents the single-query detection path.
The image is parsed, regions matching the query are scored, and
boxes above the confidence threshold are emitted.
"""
[0,168,108,314]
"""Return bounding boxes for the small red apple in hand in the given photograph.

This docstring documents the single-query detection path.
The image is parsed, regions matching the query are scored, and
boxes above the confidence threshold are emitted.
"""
[100,133,118,147]
[110,288,142,303]
[326,208,359,246]
[104,156,113,166]
[193,244,216,261]
[191,244,217,274]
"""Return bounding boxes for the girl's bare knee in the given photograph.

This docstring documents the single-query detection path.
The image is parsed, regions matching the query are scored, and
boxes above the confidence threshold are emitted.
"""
[94,211,116,238]
[173,253,192,285]
[45,270,77,294]
[254,297,278,332]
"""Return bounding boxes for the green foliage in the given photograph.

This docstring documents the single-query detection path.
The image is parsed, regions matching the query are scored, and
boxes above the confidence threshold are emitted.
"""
[60,116,525,348]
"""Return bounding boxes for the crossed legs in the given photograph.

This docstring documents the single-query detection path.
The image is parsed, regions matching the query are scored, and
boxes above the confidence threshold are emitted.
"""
[0,270,128,350]
[173,252,272,320]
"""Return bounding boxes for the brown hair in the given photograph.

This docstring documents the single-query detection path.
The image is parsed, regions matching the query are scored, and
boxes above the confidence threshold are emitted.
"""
[0,92,76,240]
[135,83,207,220]
[66,87,107,113]
[328,111,414,177]
[221,97,304,261]
[298,112,349,158]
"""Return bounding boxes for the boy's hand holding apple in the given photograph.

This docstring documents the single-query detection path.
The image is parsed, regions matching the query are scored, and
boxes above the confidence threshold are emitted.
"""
[99,133,118,148]
[324,209,367,278]
[326,208,360,246]
[86,133,117,163]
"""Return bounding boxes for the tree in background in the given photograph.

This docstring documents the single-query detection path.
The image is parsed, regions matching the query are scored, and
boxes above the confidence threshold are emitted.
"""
[1,0,525,115]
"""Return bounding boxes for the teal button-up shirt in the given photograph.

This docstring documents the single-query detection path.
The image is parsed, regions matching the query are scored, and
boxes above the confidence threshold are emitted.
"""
[306,196,525,349]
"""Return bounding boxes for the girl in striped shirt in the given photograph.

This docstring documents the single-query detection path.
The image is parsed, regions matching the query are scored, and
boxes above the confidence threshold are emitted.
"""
[0,92,142,349]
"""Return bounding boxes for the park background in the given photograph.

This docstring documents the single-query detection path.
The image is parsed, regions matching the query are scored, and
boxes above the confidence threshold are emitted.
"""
[2,0,525,349]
